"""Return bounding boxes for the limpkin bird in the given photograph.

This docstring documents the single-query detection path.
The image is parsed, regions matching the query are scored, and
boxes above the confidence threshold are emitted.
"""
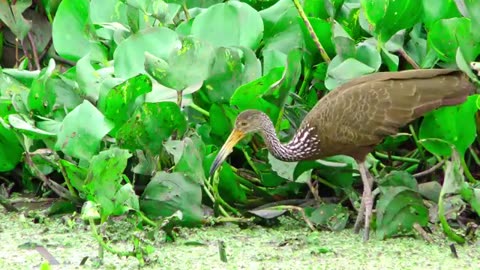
[209,69,476,241]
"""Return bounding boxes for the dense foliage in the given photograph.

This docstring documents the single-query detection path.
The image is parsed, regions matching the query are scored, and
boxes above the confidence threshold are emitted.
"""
[1,0,479,262]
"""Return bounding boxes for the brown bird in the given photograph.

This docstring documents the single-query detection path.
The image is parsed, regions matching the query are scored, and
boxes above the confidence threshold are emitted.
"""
[209,69,476,241]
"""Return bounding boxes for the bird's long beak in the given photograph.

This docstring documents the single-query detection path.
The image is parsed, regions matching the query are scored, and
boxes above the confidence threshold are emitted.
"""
[209,129,246,176]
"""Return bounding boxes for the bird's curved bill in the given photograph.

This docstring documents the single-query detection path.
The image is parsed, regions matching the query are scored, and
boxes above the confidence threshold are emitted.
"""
[209,129,245,176]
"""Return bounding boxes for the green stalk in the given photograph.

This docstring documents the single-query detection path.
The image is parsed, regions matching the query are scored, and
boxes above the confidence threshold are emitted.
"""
[374,151,421,163]
[292,0,331,63]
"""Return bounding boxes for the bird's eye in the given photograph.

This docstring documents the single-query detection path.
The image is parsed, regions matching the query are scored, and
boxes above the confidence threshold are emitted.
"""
[240,122,247,126]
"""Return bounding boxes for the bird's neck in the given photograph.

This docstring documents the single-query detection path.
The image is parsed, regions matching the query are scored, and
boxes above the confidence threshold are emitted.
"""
[260,121,319,162]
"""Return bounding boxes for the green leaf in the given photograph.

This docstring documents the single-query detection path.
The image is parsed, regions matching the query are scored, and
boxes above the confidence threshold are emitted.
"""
[0,0,32,39]
[55,100,114,160]
[202,47,261,104]
[378,171,418,191]
[428,17,480,63]
[376,187,428,239]
[325,57,375,90]
[144,36,215,90]
[97,74,152,135]
[421,0,460,28]
[294,155,356,188]
[0,120,23,172]
[361,0,423,43]
[59,159,88,194]
[405,24,438,68]
[114,27,180,78]
[191,2,263,50]
[464,0,480,41]
[52,0,94,61]
[438,154,466,243]
[208,104,235,137]
[84,148,132,219]
[230,67,284,121]
[116,102,186,154]
[8,114,56,139]
[173,137,206,184]
[305,203,349,231]
[113,183,140,214]
[141,172,203,226]
[259,0,304,72]
[419,95,479,157]
[418,181,442,202]
[27,59,57,116]
[231,49,302,123]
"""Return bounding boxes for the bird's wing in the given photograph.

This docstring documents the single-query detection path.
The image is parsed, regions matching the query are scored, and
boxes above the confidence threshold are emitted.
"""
[305,70,473,154]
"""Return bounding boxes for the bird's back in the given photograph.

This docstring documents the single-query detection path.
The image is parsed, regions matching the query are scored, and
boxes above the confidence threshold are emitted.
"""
[301,69,476,161]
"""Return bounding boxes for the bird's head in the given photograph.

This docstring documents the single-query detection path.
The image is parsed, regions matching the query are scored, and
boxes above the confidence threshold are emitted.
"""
[209,110,268,176]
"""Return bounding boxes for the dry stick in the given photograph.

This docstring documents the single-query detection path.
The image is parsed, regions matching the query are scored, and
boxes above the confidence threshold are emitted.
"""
[292,0,331,63]
[398,48,420,69]
[413,222,433,243]
[24,153,76,202]
[19,39,33,70]
[268,205,315,231]
[413,160,445,178]
[27,32,41,70]
[182,3,191,20]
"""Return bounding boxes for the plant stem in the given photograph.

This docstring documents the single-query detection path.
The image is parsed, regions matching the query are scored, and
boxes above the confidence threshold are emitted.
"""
[298,66,312,97]
[461,156,478,183]
[189,103,209,117]
[204,176,231,217]
[408,124,426,161]
[89,218,136,257]
[137,211,158,227]
[374,151,421,164]
[242,148,261,176]
[292,0,331,63]
[212,172,240,215]
[469,146,480,166]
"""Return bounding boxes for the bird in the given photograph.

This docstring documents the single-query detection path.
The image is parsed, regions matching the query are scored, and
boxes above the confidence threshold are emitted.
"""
[209,68,477,241]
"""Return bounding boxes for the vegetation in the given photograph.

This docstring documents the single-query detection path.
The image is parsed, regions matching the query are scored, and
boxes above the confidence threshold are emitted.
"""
[0,0,479,266]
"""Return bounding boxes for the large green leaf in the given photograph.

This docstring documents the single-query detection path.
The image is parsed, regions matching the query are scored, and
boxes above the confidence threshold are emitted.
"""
[140,172,203,226]
[144,36,215,91]
[52,0,95,61]
[419,95,479,157]
[191,2,263,50]
[421,0,460,28]
[463,0,480,42]
[114,27,180,78]
[259,0,304,72]
[27,59,56,116]
[0,120,23,172]
[361,0,423,44]
[55,100,114,160]
[428,17,480,63]
[173,137,206,184]
[97,74,152,135]
[0,0,32,39]
[84,148,133,219]
[305,203,349,231]
[116,102,187,154]
[325,44,381,90]
[201,46,261,104]
[230,49,302,123]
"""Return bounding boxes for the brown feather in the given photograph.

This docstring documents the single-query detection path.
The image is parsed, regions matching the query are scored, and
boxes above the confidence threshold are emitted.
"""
[300,69,476,161]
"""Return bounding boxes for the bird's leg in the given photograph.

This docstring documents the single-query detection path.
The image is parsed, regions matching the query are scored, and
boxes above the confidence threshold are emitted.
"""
[353,193,365,233]
[353,162,374,241]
